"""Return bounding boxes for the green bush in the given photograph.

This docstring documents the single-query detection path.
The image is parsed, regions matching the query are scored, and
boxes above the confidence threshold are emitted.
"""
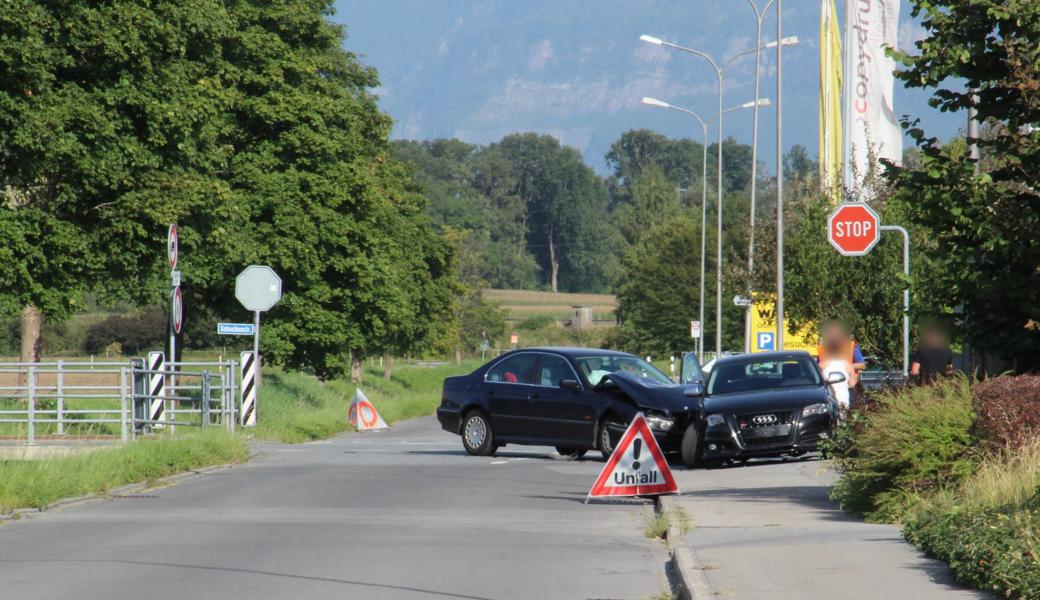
[517,314,556,330]
[829,377,977,521]
[903,443,1040,600]
[83,307,167,355]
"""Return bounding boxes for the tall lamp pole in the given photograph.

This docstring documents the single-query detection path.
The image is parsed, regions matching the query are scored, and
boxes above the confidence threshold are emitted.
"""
[640,34,797,358]
[775,0,786,350]
[743,0,776,352]
[641,97,770,361]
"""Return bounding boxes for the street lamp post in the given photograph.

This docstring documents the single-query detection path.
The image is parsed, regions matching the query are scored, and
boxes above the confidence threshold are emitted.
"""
[640,34,797,359]
[776,0,786,350]
[743,0,775,353]
[641,97,770,361]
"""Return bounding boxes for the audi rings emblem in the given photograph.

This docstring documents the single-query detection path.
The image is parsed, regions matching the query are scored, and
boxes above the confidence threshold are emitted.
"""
[752,414,778,425]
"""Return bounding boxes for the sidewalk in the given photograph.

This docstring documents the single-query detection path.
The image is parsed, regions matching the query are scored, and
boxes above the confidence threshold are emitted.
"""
[671,458,987,600]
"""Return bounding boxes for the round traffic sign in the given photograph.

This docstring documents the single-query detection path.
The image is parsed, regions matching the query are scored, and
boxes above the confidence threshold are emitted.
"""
[828,203,881,256]
[235,265,283,312]
[167,224,179,270]
[172,286,183,334]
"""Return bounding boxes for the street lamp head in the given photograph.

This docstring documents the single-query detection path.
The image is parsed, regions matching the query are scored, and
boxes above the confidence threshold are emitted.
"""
[639,34,664,46]
[753,98,772,107]
[763,36,800,49]
[641,96,671,108]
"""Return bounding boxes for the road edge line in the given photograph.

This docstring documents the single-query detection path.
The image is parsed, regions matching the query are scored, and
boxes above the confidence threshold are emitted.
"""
[660,494,714,600]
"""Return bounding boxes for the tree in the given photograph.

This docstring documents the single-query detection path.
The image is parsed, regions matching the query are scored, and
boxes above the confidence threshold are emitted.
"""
[617,164,682,246]
[0,1,234,363]
[492,133,611,292]
[615,218,701,357]
[887,0,1040,369]
[0,1,457,379]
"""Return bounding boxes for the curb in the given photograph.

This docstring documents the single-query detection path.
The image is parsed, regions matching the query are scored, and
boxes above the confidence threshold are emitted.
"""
[659,494,715,600]
[0,460,246,522]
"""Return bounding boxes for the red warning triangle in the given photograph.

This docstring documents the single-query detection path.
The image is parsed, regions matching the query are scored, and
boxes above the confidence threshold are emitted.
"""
[347,388,388,431]
[588,413,678,498]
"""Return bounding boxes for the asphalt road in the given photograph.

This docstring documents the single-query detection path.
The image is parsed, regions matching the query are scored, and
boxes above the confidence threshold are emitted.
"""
[0,416,667,600]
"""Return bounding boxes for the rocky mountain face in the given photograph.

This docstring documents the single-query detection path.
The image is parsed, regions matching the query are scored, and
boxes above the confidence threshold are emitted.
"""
[336,0,962,173]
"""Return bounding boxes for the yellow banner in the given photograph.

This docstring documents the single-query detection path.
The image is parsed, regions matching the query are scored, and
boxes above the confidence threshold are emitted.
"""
[750,296,818,354]
[819,0,843,201]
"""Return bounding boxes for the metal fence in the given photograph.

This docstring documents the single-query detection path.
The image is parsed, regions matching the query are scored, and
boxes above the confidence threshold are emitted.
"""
[0,359,238,446]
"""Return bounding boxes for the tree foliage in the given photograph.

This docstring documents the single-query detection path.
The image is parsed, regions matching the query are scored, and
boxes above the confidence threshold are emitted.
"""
[0,1,456,377]
[888,0,1040,369]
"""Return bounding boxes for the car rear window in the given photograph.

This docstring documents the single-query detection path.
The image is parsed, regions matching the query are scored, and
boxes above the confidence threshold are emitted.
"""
[486,354,537,384]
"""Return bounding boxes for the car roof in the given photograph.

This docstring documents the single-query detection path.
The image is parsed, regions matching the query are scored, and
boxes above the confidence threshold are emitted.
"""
[517,347,633,358]
[713,350,814,365]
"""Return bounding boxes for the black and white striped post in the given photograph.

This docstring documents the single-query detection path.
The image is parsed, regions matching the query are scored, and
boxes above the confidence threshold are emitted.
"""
[147,351,166,427]
[240,351,257,427]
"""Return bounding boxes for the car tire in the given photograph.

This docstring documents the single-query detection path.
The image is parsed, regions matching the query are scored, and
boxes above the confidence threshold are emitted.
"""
[461,411,496,456]
[598,418,624,460]
[555,447,587,460]
[680,424,701,469]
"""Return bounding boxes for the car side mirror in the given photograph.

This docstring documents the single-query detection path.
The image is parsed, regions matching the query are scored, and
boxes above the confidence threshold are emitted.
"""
[827,372,847,384]
[684,382,705,397]
[560,379,582,392]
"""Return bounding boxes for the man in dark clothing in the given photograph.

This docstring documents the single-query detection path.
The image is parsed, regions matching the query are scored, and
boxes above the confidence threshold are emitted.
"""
[911,325,954,384]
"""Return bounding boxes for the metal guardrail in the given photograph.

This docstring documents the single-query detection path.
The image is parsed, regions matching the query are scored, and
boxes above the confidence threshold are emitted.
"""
[0,359,238,446]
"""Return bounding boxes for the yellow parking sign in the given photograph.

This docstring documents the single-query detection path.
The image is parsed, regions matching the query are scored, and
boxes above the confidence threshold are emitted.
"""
[750,295,818,354]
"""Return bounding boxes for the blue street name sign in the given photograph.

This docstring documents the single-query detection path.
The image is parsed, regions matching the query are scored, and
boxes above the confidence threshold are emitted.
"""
[218,323,255,336]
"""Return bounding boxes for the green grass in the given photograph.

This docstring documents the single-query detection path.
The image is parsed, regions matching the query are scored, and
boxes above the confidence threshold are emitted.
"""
[251,361,479,443]
[0,430,248,513]
[902,442,1040,599]
[643,511,670,540]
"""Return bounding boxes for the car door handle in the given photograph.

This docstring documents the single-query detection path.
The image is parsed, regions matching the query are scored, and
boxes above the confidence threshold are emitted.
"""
[528,392,540,400]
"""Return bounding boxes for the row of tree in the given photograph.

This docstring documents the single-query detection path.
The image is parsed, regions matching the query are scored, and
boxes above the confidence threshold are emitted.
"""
[393,131,760,295]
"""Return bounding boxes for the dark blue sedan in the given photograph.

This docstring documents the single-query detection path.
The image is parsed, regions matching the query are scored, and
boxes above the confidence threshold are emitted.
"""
[436,347,707,465]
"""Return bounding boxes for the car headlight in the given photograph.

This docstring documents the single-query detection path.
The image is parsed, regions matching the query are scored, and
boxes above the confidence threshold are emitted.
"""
[706,413,726,427]
[646,415,675,432]
[802,403,829,417]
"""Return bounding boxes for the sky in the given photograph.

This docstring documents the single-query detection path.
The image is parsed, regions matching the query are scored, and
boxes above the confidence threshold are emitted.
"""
[333,0,965,174]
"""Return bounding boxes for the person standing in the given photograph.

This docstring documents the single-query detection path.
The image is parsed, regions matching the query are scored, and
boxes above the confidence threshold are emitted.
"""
[911,323,955,384]
[817,321,866,406]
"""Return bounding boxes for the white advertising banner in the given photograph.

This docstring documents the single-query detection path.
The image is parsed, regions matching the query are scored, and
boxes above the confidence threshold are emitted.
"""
[843,0,902,194]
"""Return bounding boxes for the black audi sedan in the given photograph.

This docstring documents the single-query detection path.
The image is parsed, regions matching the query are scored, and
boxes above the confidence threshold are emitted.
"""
[436,347,706,465]
[699,351,840,465]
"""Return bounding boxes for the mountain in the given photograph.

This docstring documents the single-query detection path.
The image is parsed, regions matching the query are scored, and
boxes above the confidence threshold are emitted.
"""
[333,0,964,174]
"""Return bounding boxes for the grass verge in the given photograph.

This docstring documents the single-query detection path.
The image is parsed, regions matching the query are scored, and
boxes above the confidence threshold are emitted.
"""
[0,430,248,513]
[902,442,1040,599]
[252,362,478,443]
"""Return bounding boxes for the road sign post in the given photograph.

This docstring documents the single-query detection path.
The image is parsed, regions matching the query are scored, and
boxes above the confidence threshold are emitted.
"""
[828,203,911,376]
[167,224,180,429]
[235,266,283,423]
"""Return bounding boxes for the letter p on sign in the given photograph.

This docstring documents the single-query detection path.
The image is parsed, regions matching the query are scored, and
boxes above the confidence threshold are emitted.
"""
[828,203,881,256]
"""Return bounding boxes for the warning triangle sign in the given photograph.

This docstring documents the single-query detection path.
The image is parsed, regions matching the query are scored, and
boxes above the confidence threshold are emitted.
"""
[347,388,388,431]
[588,413,678,498]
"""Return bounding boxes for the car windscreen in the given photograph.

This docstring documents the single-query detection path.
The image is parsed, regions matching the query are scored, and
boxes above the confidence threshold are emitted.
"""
[575,356,672,386]
[707,357,821,395]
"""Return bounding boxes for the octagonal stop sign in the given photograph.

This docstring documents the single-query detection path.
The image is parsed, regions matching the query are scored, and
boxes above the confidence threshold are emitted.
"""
[828,203,881,256]
[235,266,282,312]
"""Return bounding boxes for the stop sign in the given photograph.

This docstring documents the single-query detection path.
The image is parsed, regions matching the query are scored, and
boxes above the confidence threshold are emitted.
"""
[828,203,881,256]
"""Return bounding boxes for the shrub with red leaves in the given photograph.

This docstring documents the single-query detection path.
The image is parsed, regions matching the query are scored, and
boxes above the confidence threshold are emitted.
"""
[972,375,1040,449]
